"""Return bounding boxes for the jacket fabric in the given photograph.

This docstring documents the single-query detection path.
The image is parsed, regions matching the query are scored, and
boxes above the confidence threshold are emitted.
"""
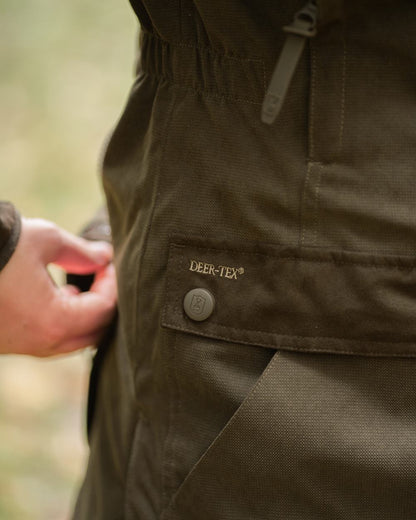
[67,0,416,518]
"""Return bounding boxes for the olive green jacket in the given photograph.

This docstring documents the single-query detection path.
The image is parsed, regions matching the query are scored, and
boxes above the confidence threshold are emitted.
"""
[5,0,416,518]
[74,0,416,518]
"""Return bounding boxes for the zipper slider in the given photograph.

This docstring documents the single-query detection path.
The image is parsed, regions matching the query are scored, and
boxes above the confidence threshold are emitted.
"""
[262,1,318,125]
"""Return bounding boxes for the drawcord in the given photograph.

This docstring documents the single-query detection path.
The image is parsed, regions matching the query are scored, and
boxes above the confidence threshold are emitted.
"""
[262,0,318,124]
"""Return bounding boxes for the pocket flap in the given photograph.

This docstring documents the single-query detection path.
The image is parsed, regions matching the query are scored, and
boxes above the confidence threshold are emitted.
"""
[161,235,416,357]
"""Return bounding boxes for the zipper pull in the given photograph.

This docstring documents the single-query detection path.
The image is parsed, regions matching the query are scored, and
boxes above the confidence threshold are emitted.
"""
[262,0,318,125]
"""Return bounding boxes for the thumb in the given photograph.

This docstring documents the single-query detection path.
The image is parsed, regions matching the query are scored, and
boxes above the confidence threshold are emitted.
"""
[48,228,113,274]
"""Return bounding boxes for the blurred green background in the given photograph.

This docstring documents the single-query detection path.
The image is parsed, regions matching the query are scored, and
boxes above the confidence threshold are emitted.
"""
[0,1,137,518]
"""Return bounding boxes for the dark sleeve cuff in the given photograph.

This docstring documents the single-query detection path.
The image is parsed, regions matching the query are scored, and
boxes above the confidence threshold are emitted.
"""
[0,201,22,272]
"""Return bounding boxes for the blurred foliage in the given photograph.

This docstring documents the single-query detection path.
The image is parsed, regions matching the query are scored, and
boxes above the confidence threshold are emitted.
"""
[0,0,137,229]
[0,1,137,518]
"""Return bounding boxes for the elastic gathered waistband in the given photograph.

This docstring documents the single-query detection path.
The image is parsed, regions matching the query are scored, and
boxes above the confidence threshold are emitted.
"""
[139,32,267,105]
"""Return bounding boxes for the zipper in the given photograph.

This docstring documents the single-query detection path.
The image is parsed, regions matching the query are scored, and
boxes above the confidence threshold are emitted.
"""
[261,0,318,124]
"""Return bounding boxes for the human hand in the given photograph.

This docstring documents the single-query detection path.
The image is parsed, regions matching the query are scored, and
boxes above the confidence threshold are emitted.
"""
[0,217,117,356]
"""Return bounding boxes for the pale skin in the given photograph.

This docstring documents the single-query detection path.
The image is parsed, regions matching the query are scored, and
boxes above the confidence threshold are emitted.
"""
[0,217,117,357]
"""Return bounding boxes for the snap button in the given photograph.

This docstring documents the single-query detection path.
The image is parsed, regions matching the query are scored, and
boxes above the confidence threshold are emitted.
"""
[183,288,215,322]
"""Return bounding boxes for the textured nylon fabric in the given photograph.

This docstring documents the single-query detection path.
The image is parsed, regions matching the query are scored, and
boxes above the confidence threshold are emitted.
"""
[73,1,416,519]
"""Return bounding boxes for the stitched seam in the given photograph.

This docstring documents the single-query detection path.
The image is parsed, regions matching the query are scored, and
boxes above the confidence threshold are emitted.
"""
[160,246,180,510]
[176,254,184,320]
[178,0,183,41]
[142,30,266,62]
[164,352,281,514]
[169,243,416,270]
[170,232,416,257]
[143,73,262,106]
[309,43,317,161]
[161,331,178,513]
[300,162,312,247]
[300,39,317,245]
[163,323,416,355]
[161,253,184,511]
[339,30,347,154]
[160,255,184,516]
[174,41,263,63]
[262,60,267,92]
[124,417,143,520]
[313,162,323,246]
[162,245,179,327]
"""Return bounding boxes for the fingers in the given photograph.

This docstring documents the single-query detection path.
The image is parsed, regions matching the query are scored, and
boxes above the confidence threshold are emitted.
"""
[25,218,113,274]
[47,263,118,349]
[90,263,118,299]
[50,230,113,274]
[59,289,116,336]
[0,217,117,357]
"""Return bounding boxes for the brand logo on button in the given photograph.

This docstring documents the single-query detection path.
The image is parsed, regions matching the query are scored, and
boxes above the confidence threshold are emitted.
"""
[184,288,215,322]
[189,260,245,280]
[190,294,206,315]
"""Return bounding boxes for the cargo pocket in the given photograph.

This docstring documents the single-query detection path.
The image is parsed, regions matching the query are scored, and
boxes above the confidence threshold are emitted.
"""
[160,235,416,520]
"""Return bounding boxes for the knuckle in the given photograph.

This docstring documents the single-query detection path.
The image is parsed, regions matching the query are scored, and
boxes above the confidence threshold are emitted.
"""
[36,219,61,240]
[26,219,63,251]
[30,218,56,234]
[44,222,62,245]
